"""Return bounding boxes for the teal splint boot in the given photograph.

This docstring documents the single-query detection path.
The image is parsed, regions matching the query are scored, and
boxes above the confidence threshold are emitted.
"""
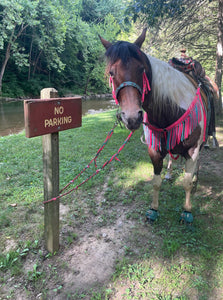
[180,211,194,225]
[146,208,158,223]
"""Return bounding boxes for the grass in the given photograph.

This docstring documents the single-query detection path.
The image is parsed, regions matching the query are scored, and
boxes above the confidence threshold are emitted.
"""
[0,109,223,299]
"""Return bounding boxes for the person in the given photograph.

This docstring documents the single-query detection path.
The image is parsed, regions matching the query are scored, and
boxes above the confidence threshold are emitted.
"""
[179,48,192,63]
[180,48,206,77]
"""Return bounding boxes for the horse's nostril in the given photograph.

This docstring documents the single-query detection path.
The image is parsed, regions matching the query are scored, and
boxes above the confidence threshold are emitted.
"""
[138,110,143,122]
[121,112,126,120]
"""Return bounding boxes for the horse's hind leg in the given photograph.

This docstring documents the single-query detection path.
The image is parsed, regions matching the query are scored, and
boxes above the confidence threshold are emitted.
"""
[165,155,172,180]
[212,132,219,148]
[192,156,200,193]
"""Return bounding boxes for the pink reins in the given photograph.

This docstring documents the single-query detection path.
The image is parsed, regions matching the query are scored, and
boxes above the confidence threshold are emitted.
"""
[43,124,133,204]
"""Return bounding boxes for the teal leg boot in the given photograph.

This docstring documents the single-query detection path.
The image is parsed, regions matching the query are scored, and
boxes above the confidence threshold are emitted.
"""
[180,211,193,225]
[146,208,159,223]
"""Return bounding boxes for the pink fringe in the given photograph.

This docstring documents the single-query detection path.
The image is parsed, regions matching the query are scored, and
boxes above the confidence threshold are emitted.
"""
[143,88,206,151]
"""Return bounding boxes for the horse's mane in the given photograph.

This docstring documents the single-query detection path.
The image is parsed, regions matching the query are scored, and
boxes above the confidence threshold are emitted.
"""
[105,41,196,112]
[148,55,196,111]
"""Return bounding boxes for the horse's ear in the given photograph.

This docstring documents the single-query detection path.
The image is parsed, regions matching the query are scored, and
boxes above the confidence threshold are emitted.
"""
[134,28,147,48]
[99,35,112,49]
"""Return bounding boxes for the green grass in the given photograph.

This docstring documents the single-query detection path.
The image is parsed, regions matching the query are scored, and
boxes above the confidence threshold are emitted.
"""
[0,110,223,299]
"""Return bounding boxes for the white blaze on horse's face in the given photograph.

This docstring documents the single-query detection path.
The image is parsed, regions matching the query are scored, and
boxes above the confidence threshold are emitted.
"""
[111,59,144,131]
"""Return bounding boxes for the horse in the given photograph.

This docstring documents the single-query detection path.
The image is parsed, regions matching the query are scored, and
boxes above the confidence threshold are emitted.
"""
[99,28,216,224]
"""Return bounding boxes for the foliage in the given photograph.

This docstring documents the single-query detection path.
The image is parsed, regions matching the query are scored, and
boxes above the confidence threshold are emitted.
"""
[58,13,121,95]
[79,0,129,27]
[0,0,222,99]
[0,0,128,97]
[126,0,219,74]
[126,0,186,26]
[0,0,68,94]
[126,0,222,113]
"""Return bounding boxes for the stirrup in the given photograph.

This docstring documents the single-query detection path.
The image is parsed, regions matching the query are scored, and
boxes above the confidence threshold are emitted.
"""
[180,211,193,224]
[146,208,158,223]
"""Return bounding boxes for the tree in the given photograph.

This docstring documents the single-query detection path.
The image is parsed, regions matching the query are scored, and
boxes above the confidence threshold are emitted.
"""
[0,0,130,97]
[79,0,129,27]
[0,0,68,94]
[54,0,125,95]
[126,0,223,114]
[0,0,38,93]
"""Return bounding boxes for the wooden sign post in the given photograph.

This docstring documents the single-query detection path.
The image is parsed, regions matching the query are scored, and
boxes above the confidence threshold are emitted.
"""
[24,88,81,253]
[41,88,60,253]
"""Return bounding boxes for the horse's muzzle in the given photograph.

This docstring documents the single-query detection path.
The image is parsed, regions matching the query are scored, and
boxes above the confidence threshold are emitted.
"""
[121,110,143,131]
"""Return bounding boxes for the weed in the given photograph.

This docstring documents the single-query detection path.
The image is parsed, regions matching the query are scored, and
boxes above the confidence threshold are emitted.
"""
[66,232,78,245]
[0,249,20,270]
[53,285,63,293]
[27,263,43,281]
[162,239,181,257]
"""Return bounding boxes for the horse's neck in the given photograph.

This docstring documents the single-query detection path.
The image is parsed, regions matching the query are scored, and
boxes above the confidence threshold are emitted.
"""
[143,95,187,128]
[147,55,196,110]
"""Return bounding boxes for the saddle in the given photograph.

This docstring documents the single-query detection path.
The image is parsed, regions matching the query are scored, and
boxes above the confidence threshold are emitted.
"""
[168,57,216,137]
[169,57,206,78]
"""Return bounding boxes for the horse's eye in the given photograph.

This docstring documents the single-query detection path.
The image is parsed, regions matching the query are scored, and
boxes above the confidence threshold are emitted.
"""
[138,66,144,74]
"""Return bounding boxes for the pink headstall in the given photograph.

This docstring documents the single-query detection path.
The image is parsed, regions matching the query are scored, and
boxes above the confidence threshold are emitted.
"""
[142,71,151,102]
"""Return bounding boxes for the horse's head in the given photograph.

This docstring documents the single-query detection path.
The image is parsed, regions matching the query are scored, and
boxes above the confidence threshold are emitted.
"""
[100,29,150,131]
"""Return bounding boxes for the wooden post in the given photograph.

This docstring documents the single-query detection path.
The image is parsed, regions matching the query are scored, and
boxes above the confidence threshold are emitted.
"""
[24,89,81,252]
[41,88,60,253]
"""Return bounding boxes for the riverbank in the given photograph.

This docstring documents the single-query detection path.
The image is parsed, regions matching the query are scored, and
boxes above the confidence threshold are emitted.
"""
[0,93,113,102]
[1,111,223,299]
[0,96,116,137]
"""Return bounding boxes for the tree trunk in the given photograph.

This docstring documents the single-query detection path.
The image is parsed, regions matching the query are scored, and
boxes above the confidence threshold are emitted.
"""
[215,0,223,115]
[84,66,94,94]
[32,50,43,76]
[28,38,33,80]
[0,43,11,94]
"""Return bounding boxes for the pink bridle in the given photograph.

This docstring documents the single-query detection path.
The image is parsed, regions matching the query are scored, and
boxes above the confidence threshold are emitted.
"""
[109,71,151,105]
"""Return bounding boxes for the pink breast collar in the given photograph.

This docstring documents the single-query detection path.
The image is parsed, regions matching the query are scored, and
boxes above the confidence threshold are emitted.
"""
[143,87,206,153]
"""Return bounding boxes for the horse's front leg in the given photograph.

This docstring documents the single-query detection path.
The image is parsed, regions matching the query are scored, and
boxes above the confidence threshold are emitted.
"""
[181,147,200,224]
[146,148,164,222]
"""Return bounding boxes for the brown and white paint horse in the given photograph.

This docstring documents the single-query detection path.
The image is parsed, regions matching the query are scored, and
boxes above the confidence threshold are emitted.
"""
[100,29,214,223]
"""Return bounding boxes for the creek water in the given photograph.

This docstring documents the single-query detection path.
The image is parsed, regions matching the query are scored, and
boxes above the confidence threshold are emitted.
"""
[0,97,116,137]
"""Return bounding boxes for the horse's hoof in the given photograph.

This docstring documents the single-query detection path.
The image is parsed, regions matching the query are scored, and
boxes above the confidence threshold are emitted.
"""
[180,211,193,225]
[146,208,158,223]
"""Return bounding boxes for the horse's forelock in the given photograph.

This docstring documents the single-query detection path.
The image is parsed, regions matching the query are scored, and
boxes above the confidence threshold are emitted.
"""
[105,41,143,66]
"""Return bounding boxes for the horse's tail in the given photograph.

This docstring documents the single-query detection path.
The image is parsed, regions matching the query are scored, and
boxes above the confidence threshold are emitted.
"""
[199,77,216,134]
[184,74,218,147]
[201,77,219,148]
